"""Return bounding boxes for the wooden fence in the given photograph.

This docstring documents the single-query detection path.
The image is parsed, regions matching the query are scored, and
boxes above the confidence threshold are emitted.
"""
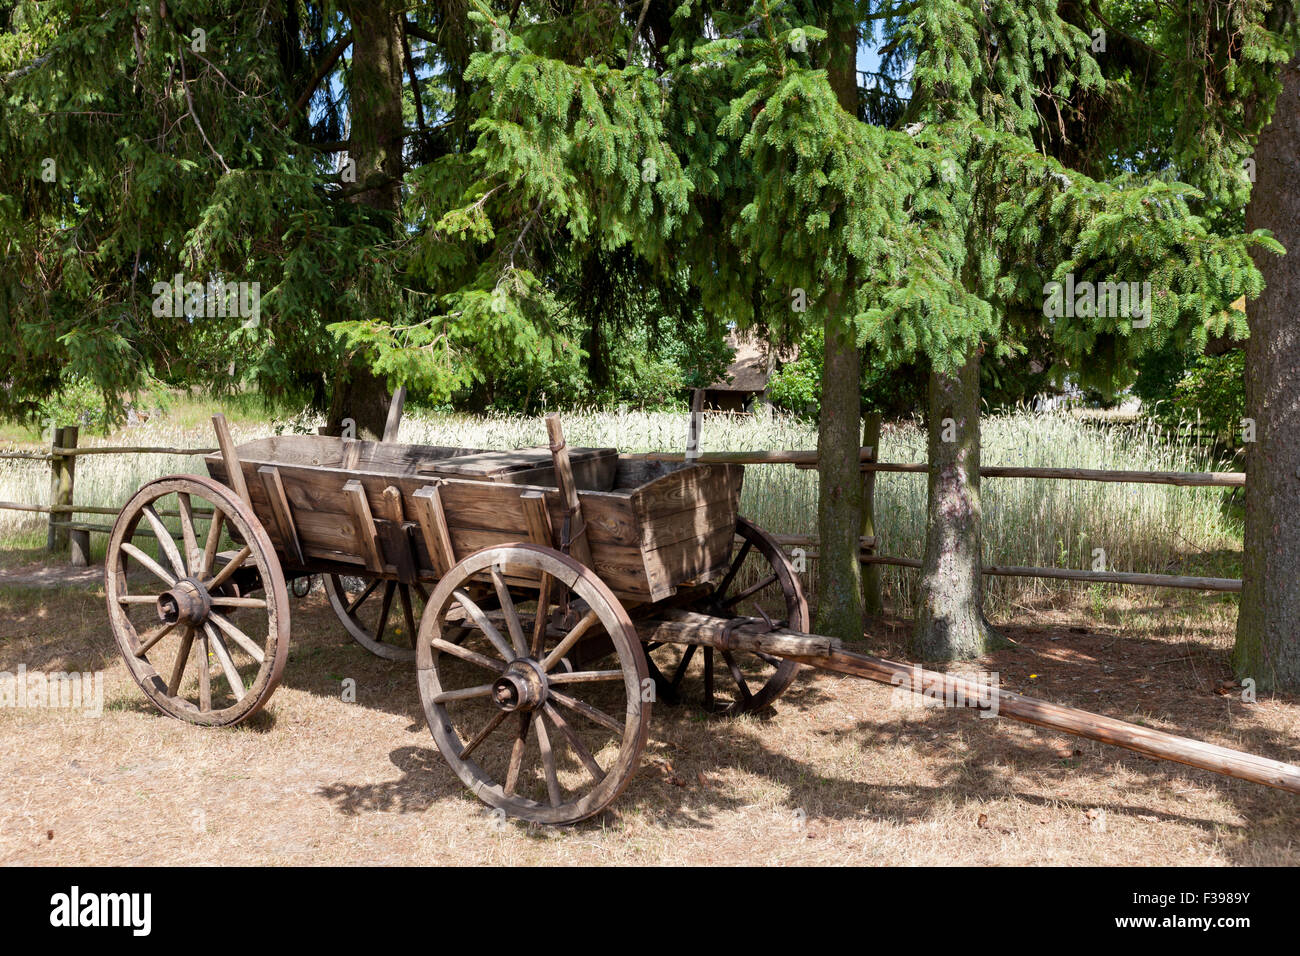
[0,434,1245,590]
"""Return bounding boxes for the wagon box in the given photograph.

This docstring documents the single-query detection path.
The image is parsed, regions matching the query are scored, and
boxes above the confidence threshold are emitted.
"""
[201,434,744,603]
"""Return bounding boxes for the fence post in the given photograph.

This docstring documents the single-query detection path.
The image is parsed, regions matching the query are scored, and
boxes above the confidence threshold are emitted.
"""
[860,413,883,616]
[46,425,77,553]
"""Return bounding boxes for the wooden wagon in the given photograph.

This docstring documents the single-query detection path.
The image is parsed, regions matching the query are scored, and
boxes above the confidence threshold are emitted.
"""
[105,407,1300,825]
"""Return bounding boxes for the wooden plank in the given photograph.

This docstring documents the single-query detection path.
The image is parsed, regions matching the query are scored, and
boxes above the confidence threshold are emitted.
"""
[343,480,384,572]
[620,447,875,466]
[342,439,363,471]
[982,564,1242,592]
[411,484,456,578]
[520,491,554,549]
[378,518,418,584]
[862,555,1243,591]
[545,414,594,567]
[211,414,252,508]
[383,385,407,443]
[860,462,1247,487]
[257,465,305,566]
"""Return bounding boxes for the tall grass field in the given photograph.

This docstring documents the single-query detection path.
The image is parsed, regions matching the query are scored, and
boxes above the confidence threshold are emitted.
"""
[0,406,1241,616]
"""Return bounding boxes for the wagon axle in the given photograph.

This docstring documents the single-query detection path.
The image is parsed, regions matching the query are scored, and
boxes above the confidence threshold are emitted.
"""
[156,578,212,629]
[492,659,549,712]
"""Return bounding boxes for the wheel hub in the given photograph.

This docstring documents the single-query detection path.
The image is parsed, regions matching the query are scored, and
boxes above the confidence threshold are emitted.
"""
[157,577,212,627]
[491,658,548,712]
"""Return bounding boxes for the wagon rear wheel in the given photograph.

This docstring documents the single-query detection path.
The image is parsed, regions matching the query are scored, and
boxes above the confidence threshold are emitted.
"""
[105,475,290,727]
[647,517,808,715]
[325,574,426,662]
[417,544,650,825]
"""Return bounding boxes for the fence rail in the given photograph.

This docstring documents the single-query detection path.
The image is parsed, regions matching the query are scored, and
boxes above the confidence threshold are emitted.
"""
[0,438,1246,589]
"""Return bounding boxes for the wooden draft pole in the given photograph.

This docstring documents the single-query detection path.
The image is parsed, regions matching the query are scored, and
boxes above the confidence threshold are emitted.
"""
[544,413,593,568]
[638,612,1300,795]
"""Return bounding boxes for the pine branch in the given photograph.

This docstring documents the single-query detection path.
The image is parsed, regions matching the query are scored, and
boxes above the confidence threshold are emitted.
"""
[400,21,427,133]
[626,0,653,67]
[178,45,230,175]
[276,31,353,130]
[405,21,437,45]
[0,51,53,86]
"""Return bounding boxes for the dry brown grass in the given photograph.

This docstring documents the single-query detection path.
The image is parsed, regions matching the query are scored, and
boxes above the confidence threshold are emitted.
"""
[1,574,1297,866]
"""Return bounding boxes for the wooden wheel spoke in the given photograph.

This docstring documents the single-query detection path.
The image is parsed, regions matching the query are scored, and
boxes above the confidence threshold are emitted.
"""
[200,508,224,578]
[209,596,266,609]
[120,542,177,588]
[177,493,200,575]
[490,567,528,658]
[208,611,266,664]
[204,623,246,701]
[141,504,187,579]
[197,627,212,711]
[539,608,600,672]
[546,669,624,684]
[458,710,510,761]
[670,643,697,691]
[372,582,396,644]
[503,714,529,797]
[399,585,418,649]
[721,572,778,608]
[166,627,195,696]
[205,545,251,592]
[346,578,380,614]
[531,572,552,658]
[720,650,753,703]
[533,712,563,807]
[452,589,515,662]
[542,702,604,784]
[431,637,505,673]
[713,539,753,602]
[433,683,495,704]
[548,688,623,735]
[134,619,179,658]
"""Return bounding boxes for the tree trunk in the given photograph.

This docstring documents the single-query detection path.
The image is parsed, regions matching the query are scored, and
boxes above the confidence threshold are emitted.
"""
[861,411,884,616]
[1232,53,1300,692]
[816,296,865,638]
[812,5,865,640]
[325,1,407,439]
[911,351,1000,660]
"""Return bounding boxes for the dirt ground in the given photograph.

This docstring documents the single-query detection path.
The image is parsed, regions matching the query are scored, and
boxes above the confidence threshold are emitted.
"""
[1,565,1297,866]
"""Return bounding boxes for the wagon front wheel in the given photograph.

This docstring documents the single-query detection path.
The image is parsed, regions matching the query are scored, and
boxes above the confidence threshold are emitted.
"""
[325,574,425,663]
[105,475,290,727]
[647,517,808,715]
[417,544,650,825]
